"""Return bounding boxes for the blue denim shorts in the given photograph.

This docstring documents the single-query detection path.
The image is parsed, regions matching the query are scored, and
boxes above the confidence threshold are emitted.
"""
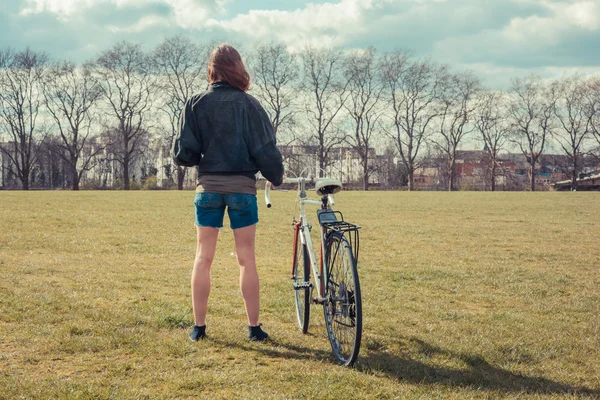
[194,192,258,229]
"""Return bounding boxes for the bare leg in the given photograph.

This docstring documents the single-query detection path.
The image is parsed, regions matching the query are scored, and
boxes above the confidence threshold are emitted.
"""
[233,224,260,326]
[191,226,219,326]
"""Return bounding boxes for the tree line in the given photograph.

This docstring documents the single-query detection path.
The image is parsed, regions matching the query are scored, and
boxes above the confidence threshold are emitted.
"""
[1,36,599,191]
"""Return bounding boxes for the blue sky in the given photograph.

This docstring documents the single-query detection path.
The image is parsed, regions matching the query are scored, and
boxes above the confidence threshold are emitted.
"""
[1,0,599,88]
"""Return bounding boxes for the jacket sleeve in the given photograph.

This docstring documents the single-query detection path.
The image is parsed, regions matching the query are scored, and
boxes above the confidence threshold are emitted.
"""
[171,98,203,167]
[246,97,285,186]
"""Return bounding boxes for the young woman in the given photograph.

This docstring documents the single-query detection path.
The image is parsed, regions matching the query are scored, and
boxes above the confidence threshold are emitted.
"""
[172,44,284,341]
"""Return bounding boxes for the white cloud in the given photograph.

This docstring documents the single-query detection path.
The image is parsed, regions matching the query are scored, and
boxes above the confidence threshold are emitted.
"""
[205,0,393,50]
[164,0,226,29]
[500,0,599,43]
[20,0,228,26]
[107,14,170,33]
[21,0,149,17]
[546,0,599,30]
[11,0,600,88]
[433,0,600,74]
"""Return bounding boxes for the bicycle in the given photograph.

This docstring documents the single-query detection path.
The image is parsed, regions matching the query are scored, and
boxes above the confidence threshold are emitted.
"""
[265,176,362,366]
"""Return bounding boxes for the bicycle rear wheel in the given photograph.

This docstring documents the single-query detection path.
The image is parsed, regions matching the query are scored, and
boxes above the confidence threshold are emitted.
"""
[323,232,362,366]
[293,228,310,333]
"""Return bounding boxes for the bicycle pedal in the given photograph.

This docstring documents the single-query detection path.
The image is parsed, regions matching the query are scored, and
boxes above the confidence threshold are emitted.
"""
[292,282,312,290]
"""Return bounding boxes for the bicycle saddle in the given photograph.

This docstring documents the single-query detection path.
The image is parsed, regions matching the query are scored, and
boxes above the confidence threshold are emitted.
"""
[315,178,342,196]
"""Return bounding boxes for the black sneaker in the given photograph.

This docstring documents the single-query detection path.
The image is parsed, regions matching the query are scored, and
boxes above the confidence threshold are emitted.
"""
[189,325,206,341]
[248,324,269,341]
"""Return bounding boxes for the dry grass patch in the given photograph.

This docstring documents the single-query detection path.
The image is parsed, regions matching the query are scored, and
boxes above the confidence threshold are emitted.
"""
[1,190,599,399]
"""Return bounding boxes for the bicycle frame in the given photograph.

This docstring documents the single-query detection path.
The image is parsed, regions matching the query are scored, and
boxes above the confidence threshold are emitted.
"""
[265,177,335,302]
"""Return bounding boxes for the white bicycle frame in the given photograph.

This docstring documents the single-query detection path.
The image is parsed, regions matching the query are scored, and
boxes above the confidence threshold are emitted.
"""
[265,177,336,301]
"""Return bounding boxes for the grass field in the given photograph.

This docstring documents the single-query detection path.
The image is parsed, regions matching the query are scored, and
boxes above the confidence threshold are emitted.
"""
[1,190,599,399]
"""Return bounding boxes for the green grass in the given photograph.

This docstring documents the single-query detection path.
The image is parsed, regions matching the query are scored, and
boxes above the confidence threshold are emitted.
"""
[1,190,599,399]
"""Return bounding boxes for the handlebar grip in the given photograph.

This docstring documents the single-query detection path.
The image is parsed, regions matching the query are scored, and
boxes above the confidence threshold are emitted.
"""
[264,181,272,208]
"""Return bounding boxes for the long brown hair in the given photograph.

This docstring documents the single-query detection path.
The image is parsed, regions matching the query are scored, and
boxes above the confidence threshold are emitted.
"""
[208,44,250,92]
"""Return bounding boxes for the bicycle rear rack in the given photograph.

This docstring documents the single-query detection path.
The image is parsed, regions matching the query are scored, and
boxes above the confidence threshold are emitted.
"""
[317,210,361,263]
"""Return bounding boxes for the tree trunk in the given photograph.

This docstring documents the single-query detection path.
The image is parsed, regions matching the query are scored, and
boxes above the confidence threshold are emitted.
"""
[448,159,455,192]
[72,166,80,191]
[319,156,325,178]
[177,166,186,190]
[407,158,414,191]
[21,173,29,190]
[571,158,578,191]
[490,163,496,192]
[530,161,536,192]
[362,162,369,191]
[123,157,130,190]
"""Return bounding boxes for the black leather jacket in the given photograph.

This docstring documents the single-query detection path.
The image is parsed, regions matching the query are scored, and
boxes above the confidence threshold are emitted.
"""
[171,82,284,186]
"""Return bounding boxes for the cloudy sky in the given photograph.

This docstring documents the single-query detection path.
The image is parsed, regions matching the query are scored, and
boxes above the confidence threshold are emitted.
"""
[1,0,599,88]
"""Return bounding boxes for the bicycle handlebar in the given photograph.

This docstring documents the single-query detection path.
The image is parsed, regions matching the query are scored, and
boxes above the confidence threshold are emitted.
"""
[265,178,302,208]
[264,177,335,208]
[265,181,272,208]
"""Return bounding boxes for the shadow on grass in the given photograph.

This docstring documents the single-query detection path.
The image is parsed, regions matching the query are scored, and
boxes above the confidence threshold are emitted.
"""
[211,337,333,362]
[210,336,598,397]
[358,338,599,397]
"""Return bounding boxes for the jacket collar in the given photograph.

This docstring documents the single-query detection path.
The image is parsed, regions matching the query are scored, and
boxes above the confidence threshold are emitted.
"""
[211,81,231,89]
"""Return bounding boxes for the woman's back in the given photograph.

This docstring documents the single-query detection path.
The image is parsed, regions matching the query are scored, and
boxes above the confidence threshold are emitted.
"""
[174,81,283,186]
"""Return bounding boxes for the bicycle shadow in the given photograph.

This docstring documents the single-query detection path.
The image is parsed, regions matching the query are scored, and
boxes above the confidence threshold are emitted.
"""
[357,338,599,397]
[212,336,598,397]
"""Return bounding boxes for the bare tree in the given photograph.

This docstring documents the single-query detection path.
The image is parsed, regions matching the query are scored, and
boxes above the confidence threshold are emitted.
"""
[474,90,510,191]
[507,76,554,191]
[344,47,384,190]
[91,41,155,190]
[248,41,299,144]
[101,126,151,187]
[586,77,600,158]
[552,76,595,191]
[433,71,481,191]
[299,46,353,177]
[0,47,49,190]
[42,61,103,190]
[153,35,210,190]
[381,52,448,190]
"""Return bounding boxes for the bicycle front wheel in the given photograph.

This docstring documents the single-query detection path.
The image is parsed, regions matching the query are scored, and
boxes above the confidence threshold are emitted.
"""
[323,232,362,366]
[293,228,310,333]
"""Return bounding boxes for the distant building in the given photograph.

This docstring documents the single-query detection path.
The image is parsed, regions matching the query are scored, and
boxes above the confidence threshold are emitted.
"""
[279,145,384,188]
[4,133,599,191]
[407,151,599,191]
[412,162,442,190]
[0,142,18,189]
[454,150,489,190]
[552,173,600,191]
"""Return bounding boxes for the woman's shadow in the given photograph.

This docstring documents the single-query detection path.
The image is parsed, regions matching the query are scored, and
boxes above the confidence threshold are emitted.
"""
[232,337,599,397]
